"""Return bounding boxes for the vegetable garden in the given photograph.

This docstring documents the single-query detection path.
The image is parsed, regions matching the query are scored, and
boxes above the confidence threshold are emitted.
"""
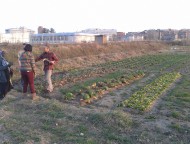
[2,50,190,144]
[40,52,190,112]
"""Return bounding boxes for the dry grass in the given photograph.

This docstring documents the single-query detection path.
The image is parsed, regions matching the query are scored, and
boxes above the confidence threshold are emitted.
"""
[0,41,168,80]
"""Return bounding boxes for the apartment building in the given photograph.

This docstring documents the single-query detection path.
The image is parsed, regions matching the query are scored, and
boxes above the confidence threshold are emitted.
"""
[125,29,190,42]
[0,27,35,43]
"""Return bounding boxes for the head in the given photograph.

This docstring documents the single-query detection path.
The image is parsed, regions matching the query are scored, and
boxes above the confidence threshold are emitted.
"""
[24,44,32,52]
[43,43,50,52]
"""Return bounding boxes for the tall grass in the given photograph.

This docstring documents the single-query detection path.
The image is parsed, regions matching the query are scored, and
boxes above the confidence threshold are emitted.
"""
[0,41,168,80]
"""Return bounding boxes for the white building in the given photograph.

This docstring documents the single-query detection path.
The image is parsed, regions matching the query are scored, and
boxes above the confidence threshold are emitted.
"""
[30,32,98,44]
[80,28,117,41]
[0,27,35,43]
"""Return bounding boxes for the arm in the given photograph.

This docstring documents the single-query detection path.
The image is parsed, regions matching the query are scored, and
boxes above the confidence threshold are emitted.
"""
[51,53,58,64]
[30,53,36,75]
[0,65,9,71]
[35,53,44,62]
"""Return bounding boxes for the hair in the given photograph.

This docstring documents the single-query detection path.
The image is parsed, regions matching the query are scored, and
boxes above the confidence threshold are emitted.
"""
[44,43,50,49]
[24,44,32,52]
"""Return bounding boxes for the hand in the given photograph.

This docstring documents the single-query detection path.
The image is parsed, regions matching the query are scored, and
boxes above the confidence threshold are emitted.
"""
[50,61,55,64]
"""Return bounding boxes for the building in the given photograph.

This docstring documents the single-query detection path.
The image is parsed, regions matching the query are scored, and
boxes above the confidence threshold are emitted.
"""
[5,27,35,34]
[178,29,190,40]
[38,26,44,34]
[80,28,117,41]
[0,27,35,43]
[143,29,160,40]
[160,29,178,41]
[117,32,126,41]
[31,28,117,44]
[125,29,182,42]
[95,35,107,44]
[125,32,144,41]
[30,32,98,44]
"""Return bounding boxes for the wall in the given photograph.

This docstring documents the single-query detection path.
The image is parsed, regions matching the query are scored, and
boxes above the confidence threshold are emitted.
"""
[30,33,96,44]
[0,32,31,43]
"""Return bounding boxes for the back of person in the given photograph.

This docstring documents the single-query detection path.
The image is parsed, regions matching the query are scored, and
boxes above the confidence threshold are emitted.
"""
[0,50,13,100]
[0,57,7,83]
[19,44,39,101]
[19,51,35,72]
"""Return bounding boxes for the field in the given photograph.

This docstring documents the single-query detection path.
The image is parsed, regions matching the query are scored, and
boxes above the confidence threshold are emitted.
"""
[0,42,190,144]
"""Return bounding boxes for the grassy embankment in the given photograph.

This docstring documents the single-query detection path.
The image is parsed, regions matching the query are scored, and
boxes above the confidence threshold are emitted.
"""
[0,41,168,81]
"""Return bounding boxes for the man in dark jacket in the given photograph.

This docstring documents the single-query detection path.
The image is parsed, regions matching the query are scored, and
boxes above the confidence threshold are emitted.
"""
[0,50,13,100]
[35,44,58,93]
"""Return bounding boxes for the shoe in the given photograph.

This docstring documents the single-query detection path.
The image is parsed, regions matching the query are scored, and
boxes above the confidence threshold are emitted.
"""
[32,93,40,101]
[32,96,40,101]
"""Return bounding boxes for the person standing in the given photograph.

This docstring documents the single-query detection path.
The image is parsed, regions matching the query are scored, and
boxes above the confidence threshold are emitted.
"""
[35,44,58,93]
[19,44,39,100]
[0,50,13,100]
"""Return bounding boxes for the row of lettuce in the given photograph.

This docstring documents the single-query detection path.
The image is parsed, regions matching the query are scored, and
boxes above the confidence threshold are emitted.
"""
[119,72,181,111]
[61,70,145,105]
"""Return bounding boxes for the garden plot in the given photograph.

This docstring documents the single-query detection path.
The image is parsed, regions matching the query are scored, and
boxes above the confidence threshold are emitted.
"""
[60,70,145,106]
[119,72,181,111]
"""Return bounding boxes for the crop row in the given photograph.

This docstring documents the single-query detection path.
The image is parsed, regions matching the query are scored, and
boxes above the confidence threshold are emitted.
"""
[119,72,181,111]
[50,54,190,89]
[96,54,190,72]
[60,70,145,105]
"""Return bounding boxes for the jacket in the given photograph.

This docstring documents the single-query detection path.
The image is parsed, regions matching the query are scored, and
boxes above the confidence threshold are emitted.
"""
[35,51,58,71]
[0,57,9,83]
[19,51,35,72]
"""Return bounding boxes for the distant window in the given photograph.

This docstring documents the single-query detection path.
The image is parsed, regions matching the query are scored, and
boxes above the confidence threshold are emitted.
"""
[58,36,61,40]
[43,36,47,41]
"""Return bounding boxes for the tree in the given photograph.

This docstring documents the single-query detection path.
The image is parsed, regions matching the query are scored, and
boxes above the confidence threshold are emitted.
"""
[43,28,50,33]
[50,28,56,33]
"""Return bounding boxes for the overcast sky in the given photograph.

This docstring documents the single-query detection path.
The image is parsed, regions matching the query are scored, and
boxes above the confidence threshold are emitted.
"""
[0,0,189,33]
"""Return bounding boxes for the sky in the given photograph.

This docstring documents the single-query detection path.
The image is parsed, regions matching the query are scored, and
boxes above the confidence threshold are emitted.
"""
[0,0,189,33]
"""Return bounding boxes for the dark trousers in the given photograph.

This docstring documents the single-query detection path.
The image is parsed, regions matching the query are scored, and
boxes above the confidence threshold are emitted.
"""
[21,71,35,93]
[0,82,8,100]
